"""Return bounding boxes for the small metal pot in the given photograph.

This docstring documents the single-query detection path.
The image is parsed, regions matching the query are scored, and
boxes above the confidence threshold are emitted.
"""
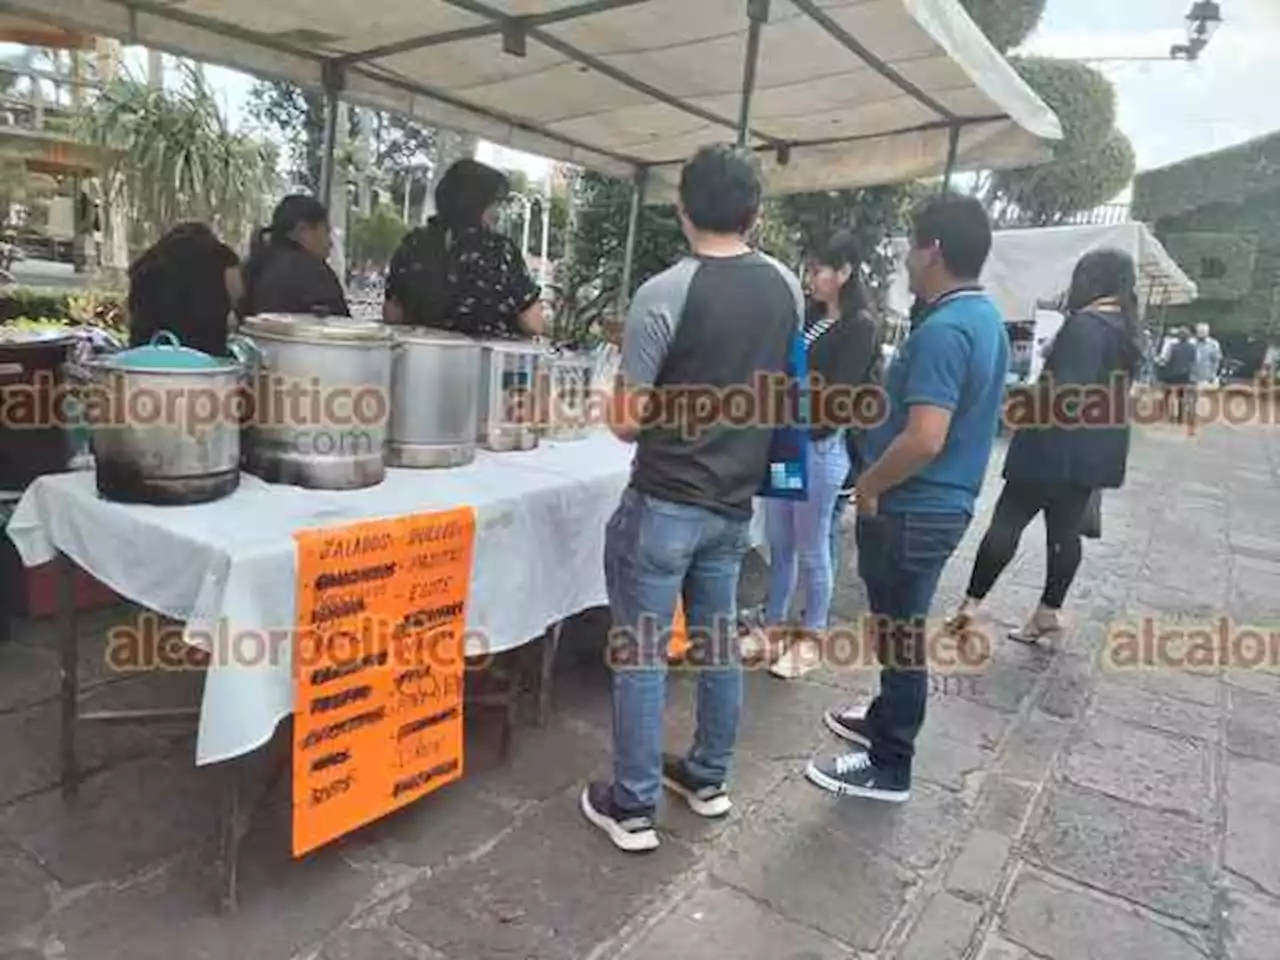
[238,314,393,490]
[542,349,594,441]
[476,339,543,452]
[388,327,480,469]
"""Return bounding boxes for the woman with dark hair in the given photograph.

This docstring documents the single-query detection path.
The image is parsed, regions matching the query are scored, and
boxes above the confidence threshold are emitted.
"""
[949,248,1144,644]
[240,195,349,318]
[127,222,242,356]
[383,159,545,338]
[754,231,882,679]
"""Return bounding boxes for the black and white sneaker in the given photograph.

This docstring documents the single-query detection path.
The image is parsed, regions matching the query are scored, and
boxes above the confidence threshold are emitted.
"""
[579,782,659,853]
[805,751,910,803]
[823,705,872,747]
[661,755,732,818]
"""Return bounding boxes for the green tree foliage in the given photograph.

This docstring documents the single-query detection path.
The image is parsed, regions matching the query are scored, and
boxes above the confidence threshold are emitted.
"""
[990,58,1136,225]
[957,0,1048,54]
[247,80,325,192]
[349,206,408,270]
[82,64,277,253]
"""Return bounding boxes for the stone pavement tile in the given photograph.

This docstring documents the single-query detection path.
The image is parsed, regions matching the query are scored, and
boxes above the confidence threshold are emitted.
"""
[973,776,1035,836]
[0,751,222,888]
[1027,783,1216,926]
[0,841,51,939]
[37,835,375,960]
[614,884,854,960]
[1001,871,1206,960]
[712,810,915,952]
[733,672,847,761]
[397,789,697,960]
[1096,661,1222,708]
[1226,686,1280,765]
[342,781,517,871]
[319,926,443,960]
[1223,666,1280,698]
[897,891,981,960]
[914,697,1010,791]
[945,829,1011,902]
[754,774,971,874]
[0,641,58,716]
[1060,714,1213,820]
[954,657,1045,716]
[1225,755,1280,898]
[1090,680,1221,742]
[1127,583,1225,622]
[463,710,611,803]
[0,698,191,808]
[1035,655,1096,721]
[1224,887,1280,960]
[993,710,1072,784]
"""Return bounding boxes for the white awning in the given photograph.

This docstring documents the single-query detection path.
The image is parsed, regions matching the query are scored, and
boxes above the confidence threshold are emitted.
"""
[886,222,1199,322]
[10,0,1061,198]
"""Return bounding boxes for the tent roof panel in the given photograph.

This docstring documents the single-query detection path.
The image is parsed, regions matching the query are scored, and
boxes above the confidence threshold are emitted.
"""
[14,0,1061,193]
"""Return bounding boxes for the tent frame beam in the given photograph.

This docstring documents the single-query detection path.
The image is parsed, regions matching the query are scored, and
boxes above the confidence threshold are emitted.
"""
[619,167,649,306]
[942,124,961,192]
[337,0,650,66]
[318,62,345,209]
[438,0,785,148]
[789,0,957,122]
[737,0,769,147]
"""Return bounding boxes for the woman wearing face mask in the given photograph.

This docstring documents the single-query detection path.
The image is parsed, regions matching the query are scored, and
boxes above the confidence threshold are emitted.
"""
[948,248,1143,644]
[240,195,349,318]
[127,222,243,357]
[753,231,882,680]
[383,159,545,338]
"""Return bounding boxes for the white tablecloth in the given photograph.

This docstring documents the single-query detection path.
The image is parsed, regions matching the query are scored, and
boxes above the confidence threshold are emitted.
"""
[7,433,768,765]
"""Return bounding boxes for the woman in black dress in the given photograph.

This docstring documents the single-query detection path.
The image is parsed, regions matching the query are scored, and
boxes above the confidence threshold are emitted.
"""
[948,249,1143,644]
[383,159,545,338]
[240,195,349,318]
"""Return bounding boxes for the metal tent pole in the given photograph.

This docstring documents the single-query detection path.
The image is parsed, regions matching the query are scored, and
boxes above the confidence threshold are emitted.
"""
[737,0,770,146]
[619,168,648,304]
[941,124,961,193]
[318,63,345,207]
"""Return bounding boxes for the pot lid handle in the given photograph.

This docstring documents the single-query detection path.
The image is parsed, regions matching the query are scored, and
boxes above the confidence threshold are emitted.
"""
[150,330,182,348]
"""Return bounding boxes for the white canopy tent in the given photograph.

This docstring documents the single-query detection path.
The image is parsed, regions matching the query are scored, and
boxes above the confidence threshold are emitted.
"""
[7,0,1061,290]
[888,222,1199,323]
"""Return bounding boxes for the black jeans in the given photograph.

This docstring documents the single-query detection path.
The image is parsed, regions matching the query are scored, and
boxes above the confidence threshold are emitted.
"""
[967,481,1094,610]
[857,512,969,785]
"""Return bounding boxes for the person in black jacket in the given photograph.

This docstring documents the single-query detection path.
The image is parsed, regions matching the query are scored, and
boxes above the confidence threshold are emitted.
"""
[127,222,242,357]
[948,248,1143,644]
[1159,327,1197,425]
[758,231,881,679]
[240,195,349,318]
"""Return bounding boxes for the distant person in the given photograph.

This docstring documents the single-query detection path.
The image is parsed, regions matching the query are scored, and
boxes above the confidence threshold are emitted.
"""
[383,159,545,339]
[240,195,349,318]
[1159,327,1197,425]
[1193,322,1222,387]
[580,145,800,852]
[808,195,1009,804]
[127,222,242,357]
[948,249,1143,645]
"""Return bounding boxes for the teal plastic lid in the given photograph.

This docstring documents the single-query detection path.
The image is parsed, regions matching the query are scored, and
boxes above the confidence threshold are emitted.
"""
[108,331,229,370]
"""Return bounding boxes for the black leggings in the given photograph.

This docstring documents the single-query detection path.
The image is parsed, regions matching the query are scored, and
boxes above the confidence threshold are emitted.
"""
[967,481,1094,610]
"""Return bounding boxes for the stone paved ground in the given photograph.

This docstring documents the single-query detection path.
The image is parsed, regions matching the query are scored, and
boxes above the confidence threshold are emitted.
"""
[1,417,1279,960]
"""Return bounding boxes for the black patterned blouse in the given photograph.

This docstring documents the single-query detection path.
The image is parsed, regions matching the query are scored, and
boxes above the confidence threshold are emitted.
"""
[385,224,541,339]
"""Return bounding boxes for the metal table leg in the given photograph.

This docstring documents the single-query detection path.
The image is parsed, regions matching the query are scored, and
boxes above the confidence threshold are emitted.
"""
[536,622,563,727]
[58,554,80,800]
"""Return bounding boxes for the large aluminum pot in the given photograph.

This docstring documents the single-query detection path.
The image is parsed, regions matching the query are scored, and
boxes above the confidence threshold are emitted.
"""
[80,348,244,505]
[238,314,394,490]
[388,327,480,469]
[476,339,543,452]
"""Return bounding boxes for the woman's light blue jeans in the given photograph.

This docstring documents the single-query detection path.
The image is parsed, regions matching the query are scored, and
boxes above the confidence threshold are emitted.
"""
[764,433,852,630]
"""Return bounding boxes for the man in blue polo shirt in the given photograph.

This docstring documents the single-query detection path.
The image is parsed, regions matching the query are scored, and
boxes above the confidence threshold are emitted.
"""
[806,195,1009,803]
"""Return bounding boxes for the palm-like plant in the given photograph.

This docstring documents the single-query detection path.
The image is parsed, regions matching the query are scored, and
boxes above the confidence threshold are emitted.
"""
[80,62,277,255]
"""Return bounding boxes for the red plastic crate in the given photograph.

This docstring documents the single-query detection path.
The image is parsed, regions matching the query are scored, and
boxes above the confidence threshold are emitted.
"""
[21,560,120,619]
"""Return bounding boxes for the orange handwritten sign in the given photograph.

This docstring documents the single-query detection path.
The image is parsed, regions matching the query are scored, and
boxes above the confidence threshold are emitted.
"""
[291,507,476,857]
[669,599,690,662]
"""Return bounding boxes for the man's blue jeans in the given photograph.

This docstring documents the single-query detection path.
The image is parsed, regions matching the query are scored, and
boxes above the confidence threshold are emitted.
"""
[605,487,752,813]
[856,511,970,786]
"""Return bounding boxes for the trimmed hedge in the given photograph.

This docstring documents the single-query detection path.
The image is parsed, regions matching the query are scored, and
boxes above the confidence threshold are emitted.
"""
[0,287,126,336]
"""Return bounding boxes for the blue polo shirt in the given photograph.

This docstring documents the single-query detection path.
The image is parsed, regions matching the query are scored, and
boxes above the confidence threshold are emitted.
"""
[863,290,1009,516]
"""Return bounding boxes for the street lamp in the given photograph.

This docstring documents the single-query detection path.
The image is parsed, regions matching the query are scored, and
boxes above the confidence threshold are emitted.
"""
[1171,1,1223,61]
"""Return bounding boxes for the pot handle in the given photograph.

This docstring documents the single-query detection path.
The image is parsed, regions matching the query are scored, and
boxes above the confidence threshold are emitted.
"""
[0,361,23,385]
[228,334,267,371]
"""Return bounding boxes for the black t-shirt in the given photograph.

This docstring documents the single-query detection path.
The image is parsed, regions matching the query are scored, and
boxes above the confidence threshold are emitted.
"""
[621,252,804,520]
[385,224,540,338]
[804,304,880,442]
[242,242,350,318]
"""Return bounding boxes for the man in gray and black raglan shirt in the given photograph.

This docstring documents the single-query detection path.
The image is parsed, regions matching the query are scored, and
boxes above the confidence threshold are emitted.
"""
[580,145,803,853]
